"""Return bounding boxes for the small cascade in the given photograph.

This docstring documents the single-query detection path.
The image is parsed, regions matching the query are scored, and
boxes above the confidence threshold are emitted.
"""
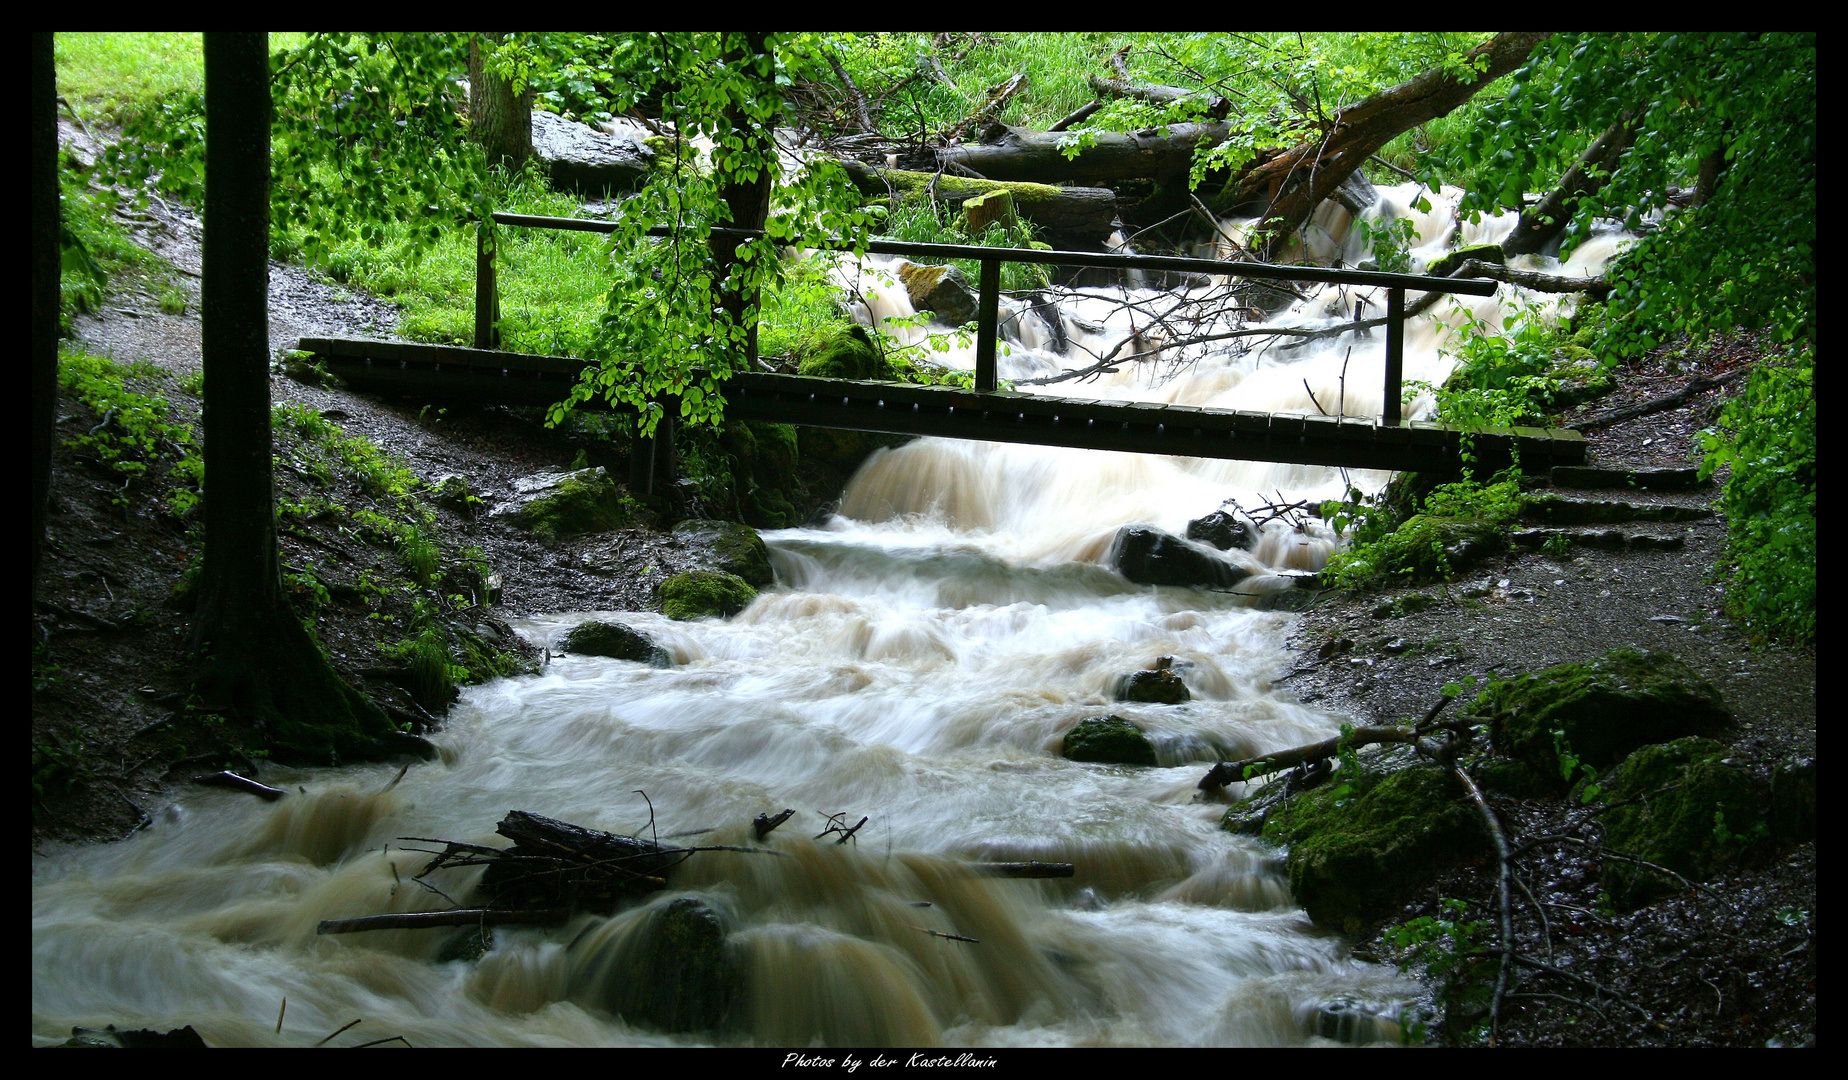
[32,184,1633,1049]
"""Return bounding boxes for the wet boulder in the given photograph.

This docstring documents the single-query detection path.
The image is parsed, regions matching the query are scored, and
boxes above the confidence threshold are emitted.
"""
[896,262,979,327]
[493,467,640,546]
[672,519,774,587]
[1463,648,1731,787]
[1110,526,1252,590]
[659,570,757,620]
[1600,737,1770,908]
[529,109,652,196]
[1115,667,1190,705]
[578,897,740,1033]
[559,620,671,666]
[1062,715,1157,766]
[1184,510,1254,552]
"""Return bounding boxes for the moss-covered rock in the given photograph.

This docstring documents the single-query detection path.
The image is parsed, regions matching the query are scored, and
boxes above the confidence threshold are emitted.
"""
[1259,761,1490,935]
[559,620,671,666]
[659,570,757,621]
[672,519,774,587]
[798,325,893,381]
[1425,243,1505,278]
[1062,715,1157,766]
[511,467,638,546]
[1601,737,1769,908]
[1464,648,1731,786]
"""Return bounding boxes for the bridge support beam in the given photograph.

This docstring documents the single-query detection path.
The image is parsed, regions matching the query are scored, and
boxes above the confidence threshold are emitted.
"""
[1384,287,1404,426]
[975,257,1000,392]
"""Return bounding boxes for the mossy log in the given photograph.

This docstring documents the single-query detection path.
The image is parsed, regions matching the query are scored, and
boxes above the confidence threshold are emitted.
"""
[838,160,1119,246]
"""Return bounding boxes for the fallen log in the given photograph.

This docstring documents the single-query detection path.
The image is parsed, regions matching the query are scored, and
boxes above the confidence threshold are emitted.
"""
[1564,368,1752,433]
[193,770,287,800]
[316,908,569,935]
[838,161,1120,247]
[968,861,1075,879]
[1199,726,1421,792]
[937,122,1233,187]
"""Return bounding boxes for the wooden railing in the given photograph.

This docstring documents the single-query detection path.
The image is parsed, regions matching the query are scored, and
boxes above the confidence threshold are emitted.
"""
[474,211,1499,426]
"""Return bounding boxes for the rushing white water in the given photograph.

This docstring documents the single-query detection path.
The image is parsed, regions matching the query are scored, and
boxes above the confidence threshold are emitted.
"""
[32,186,1626,1048]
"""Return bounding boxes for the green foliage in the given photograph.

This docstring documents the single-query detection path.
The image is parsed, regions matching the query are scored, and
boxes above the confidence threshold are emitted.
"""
[32,729,96,808]
[1383,897,1491,1045]
[1453,33,1816,351]
[1322,477,1525,589]
[57,349,199,511]
[1551,729,1605,805]
[556,33,883,438]
[1696,349,1814,645]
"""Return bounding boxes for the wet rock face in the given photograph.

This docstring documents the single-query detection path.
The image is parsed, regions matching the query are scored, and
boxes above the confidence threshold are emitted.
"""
[1601,737,1770,909]
[1464,648,1732,785]
[558,620,671,666]
[1062,715,1157,766]
[1110,526,1251,589]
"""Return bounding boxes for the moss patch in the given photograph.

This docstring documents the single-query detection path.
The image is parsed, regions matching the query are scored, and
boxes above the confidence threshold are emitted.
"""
[517,467,638,545]
[797,325,893,381]
[659,570,757,621]
[1464,648,1731,785]
[1601,737,1769,908]
[1062,715,1157,766]
[1258,762,1490,935]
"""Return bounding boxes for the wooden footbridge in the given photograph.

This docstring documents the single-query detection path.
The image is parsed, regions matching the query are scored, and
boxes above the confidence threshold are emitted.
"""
[295,212,1586,487]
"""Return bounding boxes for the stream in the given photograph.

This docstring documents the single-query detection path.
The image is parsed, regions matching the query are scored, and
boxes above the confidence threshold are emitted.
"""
[32,185,1622,1047]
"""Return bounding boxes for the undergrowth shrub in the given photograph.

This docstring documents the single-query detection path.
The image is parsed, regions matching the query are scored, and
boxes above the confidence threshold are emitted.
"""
[1698,348,1814,645]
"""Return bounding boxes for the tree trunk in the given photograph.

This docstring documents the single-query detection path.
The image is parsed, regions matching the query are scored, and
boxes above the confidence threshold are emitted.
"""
[711,32,776,370]
[837,160,1120,248]
[1208,32,1550,252]
[468,33,534,169]
[192,33,411,766]
[32,33,58,597]
[1501,117,1638,257]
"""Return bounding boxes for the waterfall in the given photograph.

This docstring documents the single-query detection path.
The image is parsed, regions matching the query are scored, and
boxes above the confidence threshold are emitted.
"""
[31,187,1630,1048]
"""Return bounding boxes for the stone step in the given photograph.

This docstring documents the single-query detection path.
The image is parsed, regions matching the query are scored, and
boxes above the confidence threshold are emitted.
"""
[1510,527,1686,553]
[1548,464,1708,491]
[1521,494,1713,526]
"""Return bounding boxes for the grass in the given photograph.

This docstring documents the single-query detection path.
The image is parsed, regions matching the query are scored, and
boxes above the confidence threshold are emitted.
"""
[55,33,310,125]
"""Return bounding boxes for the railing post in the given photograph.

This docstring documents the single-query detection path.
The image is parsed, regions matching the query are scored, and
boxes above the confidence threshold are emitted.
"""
[974,256,1000,392]
[1383,287,1405,426]
[474,220,500,351]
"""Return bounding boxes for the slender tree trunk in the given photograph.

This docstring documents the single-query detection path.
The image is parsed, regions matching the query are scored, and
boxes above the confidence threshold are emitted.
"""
[192,33,409,765]
[1501,117,1638,257]
[468,33,534,169]
[711,32,776,370]
[32,32,59,597]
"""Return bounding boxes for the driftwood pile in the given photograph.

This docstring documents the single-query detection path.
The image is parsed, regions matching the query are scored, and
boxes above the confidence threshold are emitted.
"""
[316,808,1072,937]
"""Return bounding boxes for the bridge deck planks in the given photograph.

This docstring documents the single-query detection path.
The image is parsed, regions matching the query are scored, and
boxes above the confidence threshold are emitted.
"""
[298,337,1585,475]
